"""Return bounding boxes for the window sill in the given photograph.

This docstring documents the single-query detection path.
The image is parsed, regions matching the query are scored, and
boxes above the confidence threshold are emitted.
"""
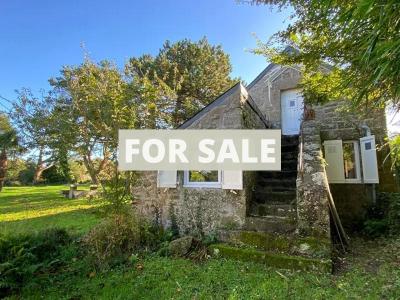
[183,183,222,189]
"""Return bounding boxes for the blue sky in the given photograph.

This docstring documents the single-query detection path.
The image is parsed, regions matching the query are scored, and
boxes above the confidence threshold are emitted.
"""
[0,0,291,111]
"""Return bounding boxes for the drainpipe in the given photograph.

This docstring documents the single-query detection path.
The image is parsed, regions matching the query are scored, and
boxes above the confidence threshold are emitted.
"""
[360,123,376,204]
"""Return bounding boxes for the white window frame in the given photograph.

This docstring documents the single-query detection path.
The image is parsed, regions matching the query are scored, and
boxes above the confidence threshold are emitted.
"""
[183,170,222,188]
[342,140,362,184]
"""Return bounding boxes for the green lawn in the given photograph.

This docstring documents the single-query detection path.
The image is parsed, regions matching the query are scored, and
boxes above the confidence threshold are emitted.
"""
[1,186,400,299]
[0,185,102,235]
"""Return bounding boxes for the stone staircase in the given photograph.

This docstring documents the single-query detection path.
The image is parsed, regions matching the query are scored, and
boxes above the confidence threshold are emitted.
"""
[247,135,300,234]
[208,135,332,271]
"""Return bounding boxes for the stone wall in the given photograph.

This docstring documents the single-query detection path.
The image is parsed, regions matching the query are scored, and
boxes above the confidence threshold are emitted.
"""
[249,66,301,128]
[314,101,398,228]
[296,120,331,239]
[133,83,267,235]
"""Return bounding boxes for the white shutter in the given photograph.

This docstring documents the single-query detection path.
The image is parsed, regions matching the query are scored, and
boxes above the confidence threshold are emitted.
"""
[222,171,243,190]
[360,135,379,183]
[157,170,177,188]
[324,140,345,183]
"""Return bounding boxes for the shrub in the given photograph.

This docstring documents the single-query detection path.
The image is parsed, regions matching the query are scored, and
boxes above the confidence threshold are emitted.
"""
[363,219,389,238]
[97,171,136,213]
[387,193,400,234]
[0,228,74,297]
[363,192,400,237]
[82,209,165,268]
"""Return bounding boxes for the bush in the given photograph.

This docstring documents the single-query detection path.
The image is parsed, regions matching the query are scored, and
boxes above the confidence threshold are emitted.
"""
[0,228,74,297]
[363,219,389,238]
[388,193,400,234]
[82,209,165,268]
[363,192,400,237]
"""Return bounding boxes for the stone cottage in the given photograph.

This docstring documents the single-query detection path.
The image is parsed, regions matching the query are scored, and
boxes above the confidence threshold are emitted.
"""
[132,62,398,270]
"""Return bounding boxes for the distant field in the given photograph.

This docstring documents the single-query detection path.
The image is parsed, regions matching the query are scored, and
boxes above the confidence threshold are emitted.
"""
[0,185,103,235]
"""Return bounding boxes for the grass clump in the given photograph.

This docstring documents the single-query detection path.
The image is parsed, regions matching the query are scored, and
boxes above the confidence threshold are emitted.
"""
[82,208,170,269]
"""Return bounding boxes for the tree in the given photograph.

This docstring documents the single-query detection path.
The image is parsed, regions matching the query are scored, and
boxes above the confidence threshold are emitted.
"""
[11,89,57,184]
[50,58,137,184]
[125,37,237,127]
[0,114,20,191]
[249,0,400,109]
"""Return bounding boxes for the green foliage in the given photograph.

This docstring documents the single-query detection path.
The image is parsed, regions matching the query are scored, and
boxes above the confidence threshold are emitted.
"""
[387,194,400,234]
[363,192,400,237]
[0,228,74,296]
[98,170,136,212]
[251,0,400,110]
[125,37,237,127]
[0,113,21,191]
[2,186,400,299]
[82,209,165,269]
[69,159,91,183]
[4,158,26,186]
[16,161,36,185]
[42,164,70,184]
[50,58,136,184]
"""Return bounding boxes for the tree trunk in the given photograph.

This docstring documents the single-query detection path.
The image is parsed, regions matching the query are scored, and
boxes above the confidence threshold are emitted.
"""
[32,148,54,184]
[0,150,7,192]
[83,155,99,185]
[33,167,44,184]
[33,149,44,184]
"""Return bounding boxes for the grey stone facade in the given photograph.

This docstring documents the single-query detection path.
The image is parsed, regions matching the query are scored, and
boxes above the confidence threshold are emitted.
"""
[314,101,398,227]
[132,83,267,235]
[248,65,302,128]
[133,62,397,240]
[296,120,330,238]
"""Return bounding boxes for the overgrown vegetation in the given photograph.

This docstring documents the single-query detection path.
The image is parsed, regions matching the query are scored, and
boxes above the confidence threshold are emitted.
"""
[1,186,400,298]
[0,228,75,297]
[82,209,170,269]
[364,192,400,237]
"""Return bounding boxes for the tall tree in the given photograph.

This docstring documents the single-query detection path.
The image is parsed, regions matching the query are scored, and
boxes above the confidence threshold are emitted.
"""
[125,37,237,127]
[50,58,137,184]
[249,0,400,109]
[11,89,56,184]
[0,114,20,191]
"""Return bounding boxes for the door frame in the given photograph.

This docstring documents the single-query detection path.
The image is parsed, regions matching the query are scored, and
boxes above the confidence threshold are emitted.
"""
[280,88,304,135]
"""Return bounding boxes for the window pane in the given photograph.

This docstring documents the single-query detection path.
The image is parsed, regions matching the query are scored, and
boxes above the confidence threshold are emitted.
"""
[343,143,357,179]
[189,171,219,182]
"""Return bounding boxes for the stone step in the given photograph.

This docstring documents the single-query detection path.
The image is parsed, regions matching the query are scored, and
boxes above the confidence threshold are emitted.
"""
[244,215,296,233]
[248,204,296,217]
[281,144,299,153]
[209,243,331,272]
[254,185,296,193]
[260,170,297,179]
[217,230,331,260]
[282,152,298,160]
[257,177,297,187]
[281,159,298,170]
[254,190,296,203]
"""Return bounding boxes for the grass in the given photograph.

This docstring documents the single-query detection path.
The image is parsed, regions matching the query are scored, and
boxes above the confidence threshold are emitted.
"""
[1,185,400,299]
[16,244,400,299]
[0,185,103,235]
